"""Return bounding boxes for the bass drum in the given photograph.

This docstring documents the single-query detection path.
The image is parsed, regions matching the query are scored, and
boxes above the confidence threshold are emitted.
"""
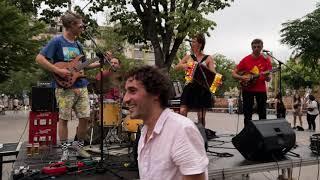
[101,102,121,126]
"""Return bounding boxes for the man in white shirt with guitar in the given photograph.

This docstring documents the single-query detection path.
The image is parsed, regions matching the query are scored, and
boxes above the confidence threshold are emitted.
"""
[35,11,109,160]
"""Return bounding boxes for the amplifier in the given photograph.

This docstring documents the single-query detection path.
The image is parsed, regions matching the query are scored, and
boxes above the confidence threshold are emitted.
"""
[31,86,58,112]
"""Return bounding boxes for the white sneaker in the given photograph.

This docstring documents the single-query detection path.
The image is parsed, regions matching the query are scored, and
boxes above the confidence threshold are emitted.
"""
[71,141,91,158]
[61,149,69,161]
[60,143,70,161]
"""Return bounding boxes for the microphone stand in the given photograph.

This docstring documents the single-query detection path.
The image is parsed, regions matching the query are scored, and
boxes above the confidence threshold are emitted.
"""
[265,52,298,99]
[84,31,123,178]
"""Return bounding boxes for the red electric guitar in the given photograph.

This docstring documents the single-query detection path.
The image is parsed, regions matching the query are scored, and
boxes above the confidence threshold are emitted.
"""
[239,67,280,87]
[53,55,98,88]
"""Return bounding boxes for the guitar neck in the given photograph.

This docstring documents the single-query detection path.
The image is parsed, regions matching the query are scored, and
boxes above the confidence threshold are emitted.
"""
[75,58,97,71]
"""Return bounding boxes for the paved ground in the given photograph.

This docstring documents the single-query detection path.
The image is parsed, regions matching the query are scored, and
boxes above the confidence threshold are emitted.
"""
[1,109,320,179]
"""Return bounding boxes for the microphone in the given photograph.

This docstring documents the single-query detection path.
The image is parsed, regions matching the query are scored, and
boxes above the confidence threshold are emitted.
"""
[185,39,192,42]
[262,49,271,53]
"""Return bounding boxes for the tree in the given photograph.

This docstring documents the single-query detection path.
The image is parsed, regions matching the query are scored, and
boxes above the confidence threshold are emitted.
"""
[8,0,234,71]
[0,69,47,96]
[282,59,318,90]
[169,42,189,82]
[102,0,233,70]
[280,4,320,76]
[213,54,237,97]
[0,0,45,83]
[84,25,145,91]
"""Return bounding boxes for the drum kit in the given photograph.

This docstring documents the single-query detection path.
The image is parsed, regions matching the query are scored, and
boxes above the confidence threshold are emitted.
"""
[86,73,143,149]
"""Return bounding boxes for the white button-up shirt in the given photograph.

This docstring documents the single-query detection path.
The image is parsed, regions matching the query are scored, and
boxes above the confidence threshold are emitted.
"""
[138,108,209,180]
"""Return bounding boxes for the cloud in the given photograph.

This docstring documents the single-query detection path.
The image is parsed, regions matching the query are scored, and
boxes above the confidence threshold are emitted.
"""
[205,0,318,63]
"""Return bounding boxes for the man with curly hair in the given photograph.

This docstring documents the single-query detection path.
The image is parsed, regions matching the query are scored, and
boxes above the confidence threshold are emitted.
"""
[123,66,208,180]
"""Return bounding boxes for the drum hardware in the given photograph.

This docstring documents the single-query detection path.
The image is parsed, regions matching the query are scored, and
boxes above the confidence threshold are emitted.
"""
[104,126,123,144]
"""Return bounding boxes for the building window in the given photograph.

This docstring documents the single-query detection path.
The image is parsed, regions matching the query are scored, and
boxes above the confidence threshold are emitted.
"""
[134,50,143,60]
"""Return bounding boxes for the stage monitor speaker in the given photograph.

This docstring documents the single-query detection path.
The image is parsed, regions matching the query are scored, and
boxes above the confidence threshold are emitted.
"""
[232,119,296,161]
[31,86,58,112]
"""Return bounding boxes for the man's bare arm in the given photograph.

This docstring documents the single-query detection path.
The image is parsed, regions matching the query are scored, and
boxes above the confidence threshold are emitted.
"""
[35,54,70,77]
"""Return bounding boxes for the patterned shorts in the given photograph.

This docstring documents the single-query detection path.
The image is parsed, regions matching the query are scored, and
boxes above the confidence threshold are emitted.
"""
[55,88,90,121]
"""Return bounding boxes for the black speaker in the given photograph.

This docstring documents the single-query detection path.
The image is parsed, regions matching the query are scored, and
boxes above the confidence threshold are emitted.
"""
[232,119,296,161]
[31,86,58,112]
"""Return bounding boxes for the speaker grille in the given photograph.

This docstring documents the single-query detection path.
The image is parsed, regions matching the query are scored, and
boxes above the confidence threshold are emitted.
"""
[232,119,296,161]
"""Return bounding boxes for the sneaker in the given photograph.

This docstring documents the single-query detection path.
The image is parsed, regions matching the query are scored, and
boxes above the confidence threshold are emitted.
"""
[71,141,91,158]
[60,143,70,161]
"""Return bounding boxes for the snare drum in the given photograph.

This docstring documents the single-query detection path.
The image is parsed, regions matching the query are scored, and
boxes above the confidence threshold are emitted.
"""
[123,115,143,133]
[101,102,120,126]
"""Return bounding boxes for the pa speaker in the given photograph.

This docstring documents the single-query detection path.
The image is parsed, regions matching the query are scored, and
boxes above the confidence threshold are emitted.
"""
[31,86,58,112]
[232,119,296,161]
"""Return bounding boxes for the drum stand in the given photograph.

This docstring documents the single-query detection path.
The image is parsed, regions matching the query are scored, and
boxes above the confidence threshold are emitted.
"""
[104,126,122,144]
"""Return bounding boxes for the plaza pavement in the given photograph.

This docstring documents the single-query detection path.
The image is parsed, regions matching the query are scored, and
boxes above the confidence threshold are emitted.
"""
[1,110,320,179]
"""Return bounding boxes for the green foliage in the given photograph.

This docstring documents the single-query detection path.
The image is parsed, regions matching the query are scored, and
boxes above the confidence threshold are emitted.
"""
[282,59,318,89]
[6,0,234,70]
[280,4,320,76]
[0,68,48,96]
[169,42,189,82]
[99,26,126,57]
[105,0,234,69]
[0,0,45,83]
[213,54,237,97]
[85,25,146,87]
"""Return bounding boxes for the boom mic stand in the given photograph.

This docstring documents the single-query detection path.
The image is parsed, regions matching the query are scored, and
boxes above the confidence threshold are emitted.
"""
[84,31,123,178]
[264,52,298,99]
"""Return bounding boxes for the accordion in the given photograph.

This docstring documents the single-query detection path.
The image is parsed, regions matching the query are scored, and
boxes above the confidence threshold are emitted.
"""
[185,61,222,93]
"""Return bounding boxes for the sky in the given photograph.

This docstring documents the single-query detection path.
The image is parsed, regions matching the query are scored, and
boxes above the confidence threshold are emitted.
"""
[76,0,318,63]
[205,0,318,62]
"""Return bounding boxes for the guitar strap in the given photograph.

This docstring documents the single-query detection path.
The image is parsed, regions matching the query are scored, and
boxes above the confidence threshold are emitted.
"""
[200,55,209,64]
[75,41,86,62]
[190,54,209,64]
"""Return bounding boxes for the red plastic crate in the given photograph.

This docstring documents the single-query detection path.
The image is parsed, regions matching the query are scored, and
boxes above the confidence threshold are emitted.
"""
[29,111,58,145]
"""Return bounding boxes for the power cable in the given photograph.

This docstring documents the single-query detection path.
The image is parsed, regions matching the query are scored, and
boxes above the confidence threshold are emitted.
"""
[17,112,29,143]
